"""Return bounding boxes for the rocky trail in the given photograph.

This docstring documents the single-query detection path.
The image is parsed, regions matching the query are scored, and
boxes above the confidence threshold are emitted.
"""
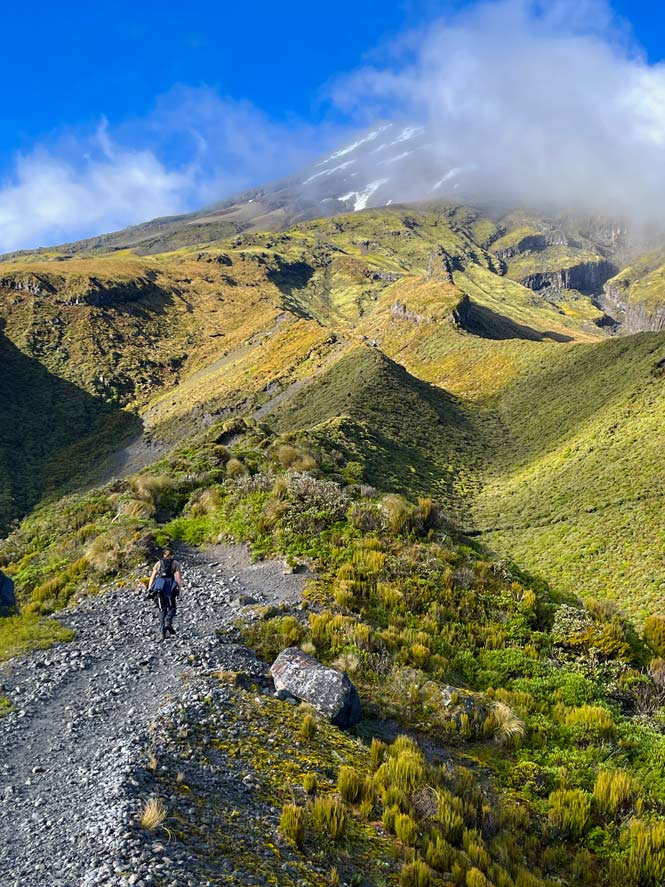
[0,544,307,887]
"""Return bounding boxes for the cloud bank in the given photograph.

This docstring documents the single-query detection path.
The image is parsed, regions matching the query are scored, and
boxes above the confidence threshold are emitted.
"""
[332,0,665,225]
[0,87,342,252]
[5,1,665,251]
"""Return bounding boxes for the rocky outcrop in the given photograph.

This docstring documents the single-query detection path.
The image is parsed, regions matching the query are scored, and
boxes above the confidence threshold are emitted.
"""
[494,233,547,261]
[420,681,489,738]
[391,300,430,324]
[426,247,462,282]
[271,647,361,727]
[0,572,16,615]
[518,260,616,296]
[602,284,665,334]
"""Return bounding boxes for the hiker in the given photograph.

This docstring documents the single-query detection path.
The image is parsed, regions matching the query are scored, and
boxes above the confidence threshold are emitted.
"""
[147,548,183,641]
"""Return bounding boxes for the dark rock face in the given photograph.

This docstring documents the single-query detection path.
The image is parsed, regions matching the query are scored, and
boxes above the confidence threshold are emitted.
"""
[519,260,616,296]
[494,233,547,261]
[0,571,17,615]
[602,284,665,334]
[270,647,361,727]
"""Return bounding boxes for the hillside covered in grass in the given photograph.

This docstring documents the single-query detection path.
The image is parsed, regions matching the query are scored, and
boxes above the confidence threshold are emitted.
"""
[1,200,664,618]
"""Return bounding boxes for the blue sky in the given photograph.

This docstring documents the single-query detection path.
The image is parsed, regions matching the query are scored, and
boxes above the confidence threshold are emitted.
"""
[1,0,664,250]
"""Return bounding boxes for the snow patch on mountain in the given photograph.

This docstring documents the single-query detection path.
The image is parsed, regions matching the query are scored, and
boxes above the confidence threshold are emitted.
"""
[433,167,465,190]
[302,160,355,185]
[317,125,394,166]
[338,179,390,211]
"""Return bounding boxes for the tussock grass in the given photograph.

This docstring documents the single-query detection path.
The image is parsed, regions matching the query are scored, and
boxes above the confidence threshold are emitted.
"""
[310,795,346,841]
[279,803,306,848]
[138,797,167,831]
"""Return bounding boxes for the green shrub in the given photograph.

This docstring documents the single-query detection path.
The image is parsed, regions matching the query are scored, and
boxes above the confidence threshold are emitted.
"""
[337,766,363,804]
[394,812,419,846]
[300,713,317,741]
[436,792,465,845]
[370,737,387,771]
[626,819,665,884]
[548,788,591,838]
[424,831,455,871]
[310,795,346,841]
[466,869,488,887]
[564,704,615,739]
[0,696,14,717]
[593,768,638,818]
[303,773,318,795]
[400,860,433,887]
[644,615,665,657]
[383,751,426,794]
[280,803,306,848]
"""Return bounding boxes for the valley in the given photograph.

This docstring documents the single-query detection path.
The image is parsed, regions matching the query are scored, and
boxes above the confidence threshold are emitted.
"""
[2,187,665,887]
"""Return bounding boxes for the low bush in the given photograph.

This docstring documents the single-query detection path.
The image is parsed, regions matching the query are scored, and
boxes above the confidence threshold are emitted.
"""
[644,615,665,657]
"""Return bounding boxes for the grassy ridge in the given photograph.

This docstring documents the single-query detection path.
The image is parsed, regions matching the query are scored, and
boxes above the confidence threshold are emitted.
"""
[269,346,481,516]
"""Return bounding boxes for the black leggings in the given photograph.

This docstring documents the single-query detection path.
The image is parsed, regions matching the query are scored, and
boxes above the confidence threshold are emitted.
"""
[157,588,177,631]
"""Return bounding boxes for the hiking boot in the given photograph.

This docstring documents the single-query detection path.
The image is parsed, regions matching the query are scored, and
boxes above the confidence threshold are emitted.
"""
[167,626,176,636]
[160,629,167,642]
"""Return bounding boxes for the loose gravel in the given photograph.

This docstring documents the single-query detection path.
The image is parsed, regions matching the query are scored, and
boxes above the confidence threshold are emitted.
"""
[0,544,306,887]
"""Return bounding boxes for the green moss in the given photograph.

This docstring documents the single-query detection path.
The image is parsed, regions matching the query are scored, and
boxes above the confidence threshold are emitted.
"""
[0,695,13,717]
[0,614,74,661]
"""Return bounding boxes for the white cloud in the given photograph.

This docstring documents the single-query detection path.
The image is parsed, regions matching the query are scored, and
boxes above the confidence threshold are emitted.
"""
[332,0,665,226]
[0,125,195,252]
[0,86,345,252]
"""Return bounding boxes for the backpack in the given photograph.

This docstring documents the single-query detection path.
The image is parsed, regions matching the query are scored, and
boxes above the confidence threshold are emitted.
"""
[159,557,175,579]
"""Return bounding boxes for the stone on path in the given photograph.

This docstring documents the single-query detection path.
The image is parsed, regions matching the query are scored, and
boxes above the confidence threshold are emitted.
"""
[270,647,361,727]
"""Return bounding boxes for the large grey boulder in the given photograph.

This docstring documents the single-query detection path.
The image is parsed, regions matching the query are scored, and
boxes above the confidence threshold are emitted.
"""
[271,647,361,727]
[0,572,17,615]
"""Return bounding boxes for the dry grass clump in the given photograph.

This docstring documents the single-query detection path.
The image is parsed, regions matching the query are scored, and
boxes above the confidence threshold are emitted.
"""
[226,457,247,478]
[117,497,154,519]
[310,795,346,841]
[487,701,526,747]
[272,443,317,472]
[85,527,136,574]
[280,802,306,848]
[138,797,167,831]
[130,474,175,509]
[187,487,223,517]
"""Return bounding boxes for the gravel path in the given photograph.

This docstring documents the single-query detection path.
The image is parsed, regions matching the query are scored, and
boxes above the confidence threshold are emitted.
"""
[0,544,306,887]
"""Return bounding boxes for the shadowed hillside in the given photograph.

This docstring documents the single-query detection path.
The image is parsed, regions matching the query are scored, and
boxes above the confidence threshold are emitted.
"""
[0,321,139,526]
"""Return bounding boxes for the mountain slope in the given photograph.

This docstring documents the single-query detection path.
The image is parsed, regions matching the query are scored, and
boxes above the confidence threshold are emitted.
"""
[0,198,664,619]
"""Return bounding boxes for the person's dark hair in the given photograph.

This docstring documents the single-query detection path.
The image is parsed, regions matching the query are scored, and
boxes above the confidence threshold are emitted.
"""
[163,548,173,557]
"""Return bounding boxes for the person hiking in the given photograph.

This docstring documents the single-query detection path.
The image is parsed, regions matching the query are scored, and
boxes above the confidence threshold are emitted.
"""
[147,548,183,642]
